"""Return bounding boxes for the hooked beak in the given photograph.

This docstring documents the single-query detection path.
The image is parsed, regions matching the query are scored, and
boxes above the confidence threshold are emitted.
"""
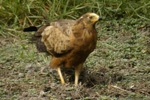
[91,15,102,22]
[98,17,102,21]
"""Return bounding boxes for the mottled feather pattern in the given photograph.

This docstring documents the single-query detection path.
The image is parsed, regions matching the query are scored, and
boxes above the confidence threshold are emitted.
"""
[41,21,74,54]
[23,13,101,85]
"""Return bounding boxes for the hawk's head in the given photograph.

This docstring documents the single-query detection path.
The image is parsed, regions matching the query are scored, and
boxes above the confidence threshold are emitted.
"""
[79,13,102,25]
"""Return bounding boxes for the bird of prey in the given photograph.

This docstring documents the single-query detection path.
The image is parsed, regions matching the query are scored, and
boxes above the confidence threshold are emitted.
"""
[23,13,102,85]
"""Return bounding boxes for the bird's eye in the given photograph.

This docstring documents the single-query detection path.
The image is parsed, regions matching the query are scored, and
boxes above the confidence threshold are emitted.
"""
[89,16,93,19]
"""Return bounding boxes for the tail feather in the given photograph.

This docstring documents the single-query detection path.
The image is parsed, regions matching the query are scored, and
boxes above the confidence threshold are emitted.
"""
[24,26,49,54]
[23,26,38,32]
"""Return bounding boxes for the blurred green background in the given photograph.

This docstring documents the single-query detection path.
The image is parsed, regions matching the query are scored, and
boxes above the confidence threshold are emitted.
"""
[0,0,150,28]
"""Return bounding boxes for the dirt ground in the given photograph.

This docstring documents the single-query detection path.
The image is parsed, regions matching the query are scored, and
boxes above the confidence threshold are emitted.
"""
[0,24,150,99]
[1,60,150,100]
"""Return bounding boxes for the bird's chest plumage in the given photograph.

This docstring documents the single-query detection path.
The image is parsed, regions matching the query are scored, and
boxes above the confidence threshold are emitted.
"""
[64,30,97,67]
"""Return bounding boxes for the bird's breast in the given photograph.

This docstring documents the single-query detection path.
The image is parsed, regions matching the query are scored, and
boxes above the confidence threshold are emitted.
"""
[74,29,97,50]
[64,31,97,67]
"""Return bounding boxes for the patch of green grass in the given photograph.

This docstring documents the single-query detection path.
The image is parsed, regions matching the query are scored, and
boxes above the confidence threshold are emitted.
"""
[28,89,37,94]
[0,0,150,33]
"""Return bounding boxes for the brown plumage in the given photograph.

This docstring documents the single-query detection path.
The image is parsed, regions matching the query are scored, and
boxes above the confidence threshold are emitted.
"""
[23,13,102,85]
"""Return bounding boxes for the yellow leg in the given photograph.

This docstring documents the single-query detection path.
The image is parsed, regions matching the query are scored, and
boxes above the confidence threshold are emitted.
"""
[75,63,83,86]
[57,67,65,84]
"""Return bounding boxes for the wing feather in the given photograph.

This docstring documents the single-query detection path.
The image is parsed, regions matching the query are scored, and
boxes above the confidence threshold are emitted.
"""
[41,20,75,54]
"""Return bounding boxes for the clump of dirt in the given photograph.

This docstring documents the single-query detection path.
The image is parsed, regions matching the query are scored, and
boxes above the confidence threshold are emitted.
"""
[43,83,98,100]
[81,66,125,87]
[59,65,125,88]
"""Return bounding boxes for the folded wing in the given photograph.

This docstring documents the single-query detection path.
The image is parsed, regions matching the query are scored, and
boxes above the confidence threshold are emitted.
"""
[37,19,75,56]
